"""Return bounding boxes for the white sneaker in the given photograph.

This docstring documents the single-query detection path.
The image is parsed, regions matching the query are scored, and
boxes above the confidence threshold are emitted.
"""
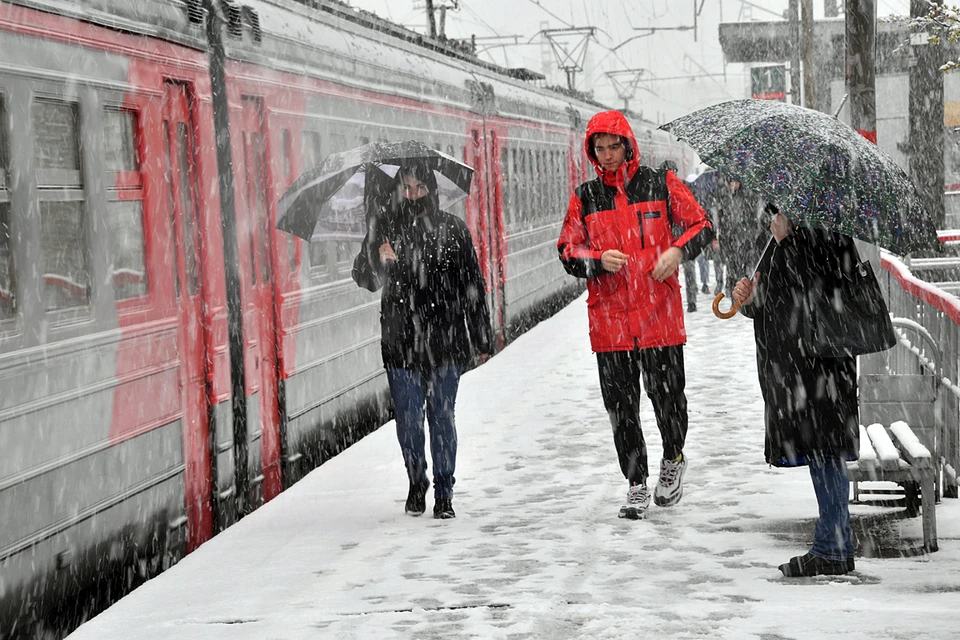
[654,454,686,507]
[618,483,651,519]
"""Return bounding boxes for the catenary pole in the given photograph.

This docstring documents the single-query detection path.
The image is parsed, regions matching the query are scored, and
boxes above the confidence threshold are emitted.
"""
[202,0,249,520]
[789,0,802,105]
[801,0,816,109]
[909,0,945,230]
[845,0,876,143]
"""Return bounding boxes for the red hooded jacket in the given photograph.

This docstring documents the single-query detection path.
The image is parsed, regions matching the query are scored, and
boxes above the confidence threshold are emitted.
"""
[558,111,714,352]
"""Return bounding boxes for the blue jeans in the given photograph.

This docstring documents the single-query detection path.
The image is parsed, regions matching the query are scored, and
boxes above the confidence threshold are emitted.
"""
[808,456,855,561]
[697,253,709,285]
[386,366,461,500]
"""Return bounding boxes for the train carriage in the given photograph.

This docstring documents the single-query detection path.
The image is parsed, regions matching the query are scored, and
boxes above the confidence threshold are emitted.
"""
[0,0,697,636]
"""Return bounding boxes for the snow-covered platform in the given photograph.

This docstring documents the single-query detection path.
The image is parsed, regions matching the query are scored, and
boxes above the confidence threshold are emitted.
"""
[69,288,960,640]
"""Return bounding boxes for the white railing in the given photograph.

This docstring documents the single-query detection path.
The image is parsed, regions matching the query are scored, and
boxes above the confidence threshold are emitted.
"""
[872,253,960,497]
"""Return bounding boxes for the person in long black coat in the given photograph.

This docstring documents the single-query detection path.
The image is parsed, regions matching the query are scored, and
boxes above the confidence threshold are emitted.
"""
[733,205,894,577]
[353,160,493,520]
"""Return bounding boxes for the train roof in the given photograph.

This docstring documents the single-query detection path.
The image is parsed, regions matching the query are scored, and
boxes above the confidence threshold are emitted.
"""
[9,0,666,131]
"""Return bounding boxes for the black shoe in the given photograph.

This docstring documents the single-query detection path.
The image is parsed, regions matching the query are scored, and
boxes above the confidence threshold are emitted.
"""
[687,302,697,312]
[778,552,854,577]
[405,480,429,516]
[701,284,709,294]
[433,498,455,519]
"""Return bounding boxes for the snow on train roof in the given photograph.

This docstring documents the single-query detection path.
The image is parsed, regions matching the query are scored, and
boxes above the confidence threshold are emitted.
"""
[243,0,589,123]
[14,0,667,132]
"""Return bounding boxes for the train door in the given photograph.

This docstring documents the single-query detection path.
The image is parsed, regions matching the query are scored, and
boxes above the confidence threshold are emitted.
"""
[467,128,506,347]
[160,83,211,549]
[237,96,282,505]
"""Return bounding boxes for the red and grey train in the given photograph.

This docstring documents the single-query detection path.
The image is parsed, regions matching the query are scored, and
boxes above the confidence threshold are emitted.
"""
[0,0,697,634]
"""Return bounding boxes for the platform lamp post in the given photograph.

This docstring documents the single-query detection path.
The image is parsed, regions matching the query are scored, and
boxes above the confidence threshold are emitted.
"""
[201,0,250,522]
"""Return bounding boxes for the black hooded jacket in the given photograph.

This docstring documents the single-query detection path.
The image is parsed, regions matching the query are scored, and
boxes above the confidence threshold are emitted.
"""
[352,168,493,372]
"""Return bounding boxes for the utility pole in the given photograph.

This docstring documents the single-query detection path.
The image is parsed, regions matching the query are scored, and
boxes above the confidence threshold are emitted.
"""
[801,0,816,109]
[788,0,801,105]
[201,0,248,521]
[909,0,945,230]
[540,21,553,84]
[606,68,648,112]
[425,0,437,38]
[542,27,596,91]
[846,0,884,402]
[846,0,877,143]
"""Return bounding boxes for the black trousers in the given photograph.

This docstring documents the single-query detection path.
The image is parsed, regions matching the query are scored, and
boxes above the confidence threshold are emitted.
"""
[596,346,688,484]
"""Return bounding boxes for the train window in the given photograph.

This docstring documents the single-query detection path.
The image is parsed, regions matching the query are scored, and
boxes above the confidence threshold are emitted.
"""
[162,122,181,299]
[251,131,271,284]
[336,241,358,269]
[104,108,148,300]
[500,147,509,226]
[34,99,89,311]
[107,201,148,300]
[282,129,297,271]
[40,200,90,311]
[0,98,13,320]
[0,203,13,320]
[301,129,322,170]
[281,129,292,179]
[175,123,199,296]
[525,149,534,226]
[308,242,331,276]
[508,148,517,228]
[331,133,346,154]
[34,100,82,185]
[561,150,569,216]
[103,110,140,173]
[534,150,543,223]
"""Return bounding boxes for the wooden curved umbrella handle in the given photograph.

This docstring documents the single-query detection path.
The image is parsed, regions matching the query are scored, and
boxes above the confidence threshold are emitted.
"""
[712,293,741,319]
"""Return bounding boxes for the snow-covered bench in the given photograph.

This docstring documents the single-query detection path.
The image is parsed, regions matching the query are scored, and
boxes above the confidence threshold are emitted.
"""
[847,421,938,553]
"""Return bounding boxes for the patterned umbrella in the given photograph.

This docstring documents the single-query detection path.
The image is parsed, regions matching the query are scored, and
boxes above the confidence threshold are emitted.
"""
[660,99,938,255]
[276,140,474,242]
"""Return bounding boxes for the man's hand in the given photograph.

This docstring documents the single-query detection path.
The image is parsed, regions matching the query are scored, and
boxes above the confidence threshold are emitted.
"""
[732,273,759,306]
[711,239,720,251]
[379,240,397,263]
[770,213,793,244]
[651,246,682,281]
[601,249,629,273]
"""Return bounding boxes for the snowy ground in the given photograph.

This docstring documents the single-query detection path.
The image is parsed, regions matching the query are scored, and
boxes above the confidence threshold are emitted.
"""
[69,282,960,640]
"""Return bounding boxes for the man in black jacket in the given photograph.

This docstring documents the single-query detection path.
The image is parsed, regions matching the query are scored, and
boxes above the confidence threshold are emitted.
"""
[353,160,493,519]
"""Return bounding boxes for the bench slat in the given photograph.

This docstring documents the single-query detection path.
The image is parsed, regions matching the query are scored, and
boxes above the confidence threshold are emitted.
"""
[866,423,902,472]
[889,420,932,470]
[857,424,877,474]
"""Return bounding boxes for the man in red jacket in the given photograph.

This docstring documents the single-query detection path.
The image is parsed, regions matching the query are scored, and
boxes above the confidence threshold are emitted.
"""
[558,110,714,519]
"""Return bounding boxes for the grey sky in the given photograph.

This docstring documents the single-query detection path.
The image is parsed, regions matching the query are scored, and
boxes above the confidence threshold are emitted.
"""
[343,1,912,123]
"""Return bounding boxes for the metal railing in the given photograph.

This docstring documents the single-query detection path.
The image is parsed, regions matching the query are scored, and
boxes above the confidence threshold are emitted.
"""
[869,253,960,498]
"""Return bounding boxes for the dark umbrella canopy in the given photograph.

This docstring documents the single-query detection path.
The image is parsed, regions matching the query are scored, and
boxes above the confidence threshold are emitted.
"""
[660,99,938,255]
[276,140,474,242]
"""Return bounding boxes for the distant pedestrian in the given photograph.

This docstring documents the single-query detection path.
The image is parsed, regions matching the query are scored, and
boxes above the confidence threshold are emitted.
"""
[558,111,714,519]
[716,178,761,296]
[732,204,895,577]
[353,160,493,520]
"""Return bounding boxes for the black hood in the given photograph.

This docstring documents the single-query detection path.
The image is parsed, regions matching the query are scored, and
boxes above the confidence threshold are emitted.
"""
[392,158,440,218]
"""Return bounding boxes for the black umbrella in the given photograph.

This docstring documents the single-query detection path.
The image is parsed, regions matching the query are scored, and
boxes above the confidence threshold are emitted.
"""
[276,140,474,242]
[660,99,939,255]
